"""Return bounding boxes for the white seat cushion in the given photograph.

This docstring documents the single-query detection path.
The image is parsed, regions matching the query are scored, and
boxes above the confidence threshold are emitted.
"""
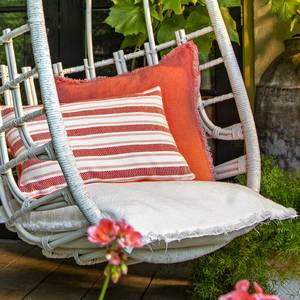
[22,181,296,247]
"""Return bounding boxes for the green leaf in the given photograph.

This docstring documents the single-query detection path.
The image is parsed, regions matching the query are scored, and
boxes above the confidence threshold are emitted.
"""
[151,5,163,21]
[290,16,298,31]
[162,0,183,15]
[121,33,147,48]
[218,0,241,7]
[268,0,300,21]
[105,0,242,62]
[157,15,186,43]
[198,0,207,5]
[185,7,215,62]
[220,7,240,45]
[186,6,211,29]
[194,33,215,63]
[181,0,198,4]
[105,0,146,36]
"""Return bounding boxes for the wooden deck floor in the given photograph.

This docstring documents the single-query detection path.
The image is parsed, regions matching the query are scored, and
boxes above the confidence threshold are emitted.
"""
[0,240,193,300]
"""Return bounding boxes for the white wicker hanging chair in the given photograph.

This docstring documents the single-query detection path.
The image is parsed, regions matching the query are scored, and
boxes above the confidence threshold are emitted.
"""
[0,0,296,265]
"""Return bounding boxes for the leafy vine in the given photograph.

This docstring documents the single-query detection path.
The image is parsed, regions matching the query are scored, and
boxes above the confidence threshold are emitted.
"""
[105,0,241,62]
[267,0,300,32]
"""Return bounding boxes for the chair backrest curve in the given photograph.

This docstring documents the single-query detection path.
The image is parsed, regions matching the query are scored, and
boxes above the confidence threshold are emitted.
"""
[0,0,261,250]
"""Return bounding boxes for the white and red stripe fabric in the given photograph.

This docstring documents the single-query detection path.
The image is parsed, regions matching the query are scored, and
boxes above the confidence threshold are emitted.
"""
[2,87,195,198]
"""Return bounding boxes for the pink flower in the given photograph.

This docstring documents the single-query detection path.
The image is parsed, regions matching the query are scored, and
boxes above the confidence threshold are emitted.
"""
[106,250,121,266]
[88,218,144,291]
[117,219,143,248]
[219,280,251,300]
[88,219,118,246]
[219,280,280,300]
[87,226,100,244]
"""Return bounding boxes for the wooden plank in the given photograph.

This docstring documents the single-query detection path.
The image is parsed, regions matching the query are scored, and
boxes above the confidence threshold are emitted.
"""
[0,242,192,300]
[85,275,151,300]
[0,240,33,269]
[0,246,62,300]
[25,260,101,300]
[143,277,190,300]
[151,261,194,280]
[143,263,193,300]
[83,263,158,300]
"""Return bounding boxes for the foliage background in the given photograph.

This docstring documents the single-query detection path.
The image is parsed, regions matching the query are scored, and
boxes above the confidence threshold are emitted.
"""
[0,1,29,66]
[105,0,241,62]
[0,1,31,104]
[105,0,300,64]
[267,0,300,32]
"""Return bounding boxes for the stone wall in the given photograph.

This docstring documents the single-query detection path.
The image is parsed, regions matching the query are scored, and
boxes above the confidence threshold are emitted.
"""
[256,86,300,170]
[253,1,300,171]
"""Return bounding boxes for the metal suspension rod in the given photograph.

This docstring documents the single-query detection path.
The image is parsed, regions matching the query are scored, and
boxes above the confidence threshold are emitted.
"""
[85,0,96,79]
[143,0,159,64]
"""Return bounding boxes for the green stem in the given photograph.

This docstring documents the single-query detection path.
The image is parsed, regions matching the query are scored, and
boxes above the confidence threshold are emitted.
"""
[99,270,110,300]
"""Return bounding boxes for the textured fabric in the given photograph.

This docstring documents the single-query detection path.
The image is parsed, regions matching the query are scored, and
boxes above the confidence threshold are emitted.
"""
[55,42,214,181]
[2,87,194,198]
[22,181,297,246]
[39,226,255,265]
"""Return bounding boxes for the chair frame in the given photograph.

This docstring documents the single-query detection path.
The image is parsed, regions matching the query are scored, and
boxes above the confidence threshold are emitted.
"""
[0,0,261,264]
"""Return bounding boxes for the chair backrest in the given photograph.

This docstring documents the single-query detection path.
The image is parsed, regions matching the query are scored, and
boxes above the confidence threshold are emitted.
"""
[0,0,261,235]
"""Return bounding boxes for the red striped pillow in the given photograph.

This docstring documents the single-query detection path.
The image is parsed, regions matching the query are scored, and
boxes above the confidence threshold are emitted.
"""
[2,87,195,198]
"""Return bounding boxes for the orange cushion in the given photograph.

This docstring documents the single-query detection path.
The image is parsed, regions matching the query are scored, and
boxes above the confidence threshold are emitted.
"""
[55,41,214,181]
